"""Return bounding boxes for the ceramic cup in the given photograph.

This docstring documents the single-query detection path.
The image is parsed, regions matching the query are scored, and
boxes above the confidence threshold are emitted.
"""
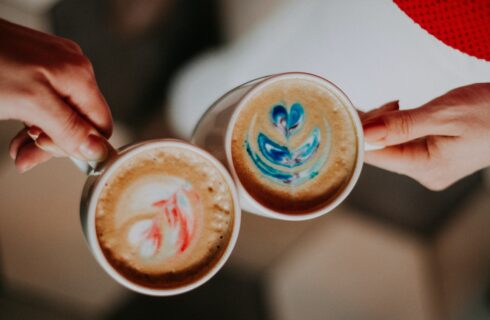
[192,72,375,221]
[76,139,241,296]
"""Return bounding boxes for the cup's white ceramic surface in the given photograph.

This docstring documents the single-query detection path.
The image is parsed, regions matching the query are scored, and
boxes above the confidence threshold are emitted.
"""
[78,139,241,296]
[192,72,372,221]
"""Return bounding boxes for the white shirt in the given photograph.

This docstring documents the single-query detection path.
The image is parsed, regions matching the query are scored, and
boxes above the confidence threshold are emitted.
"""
[167,0,490,139]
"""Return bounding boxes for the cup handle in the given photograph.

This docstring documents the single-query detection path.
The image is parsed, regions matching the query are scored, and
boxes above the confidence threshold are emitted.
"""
[70,140,117,176]
[70,157,100,175]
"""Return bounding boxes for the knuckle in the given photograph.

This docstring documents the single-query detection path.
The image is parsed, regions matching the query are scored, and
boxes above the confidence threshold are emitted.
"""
[74,54,93,71]
[426,102,474,135]
[29,46,94,84]
[393,112,414,139]
[47,34,82,53]
[432,105,463,128]
[58,113,87,152]
[69,54,95,81]
[74,53,91,69]
[17,83,48,117]
[62,39,83,53]
[436,106,459,122]
[50,53,94,80]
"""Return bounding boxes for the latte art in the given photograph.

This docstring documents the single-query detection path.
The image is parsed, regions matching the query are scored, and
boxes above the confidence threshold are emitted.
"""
[244,102,331,186]
[125,178,201,262]
[231,77,358,214]
[96,145,235,289]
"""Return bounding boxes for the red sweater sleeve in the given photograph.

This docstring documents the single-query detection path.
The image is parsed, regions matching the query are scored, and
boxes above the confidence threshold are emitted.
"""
[394,0,490,62]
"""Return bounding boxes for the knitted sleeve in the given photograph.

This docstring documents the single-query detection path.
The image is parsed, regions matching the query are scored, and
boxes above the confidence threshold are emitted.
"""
[394,0,490,62]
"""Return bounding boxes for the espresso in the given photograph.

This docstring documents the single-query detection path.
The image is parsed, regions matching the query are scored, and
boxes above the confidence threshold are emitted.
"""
[95,145,235,289]
[231,77,358,214]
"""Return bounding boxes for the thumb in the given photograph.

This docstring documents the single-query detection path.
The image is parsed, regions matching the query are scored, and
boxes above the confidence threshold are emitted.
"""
[362,105,453,146]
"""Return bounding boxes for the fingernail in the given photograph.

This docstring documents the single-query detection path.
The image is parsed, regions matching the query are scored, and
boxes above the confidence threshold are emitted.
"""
[27,127,42,140]
[363,119,387,143]
[78,134,108,161]
[388,100,400,110]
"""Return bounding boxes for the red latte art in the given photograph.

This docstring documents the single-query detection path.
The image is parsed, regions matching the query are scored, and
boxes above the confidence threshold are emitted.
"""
[127,184,202,261]
[95,145,235,289]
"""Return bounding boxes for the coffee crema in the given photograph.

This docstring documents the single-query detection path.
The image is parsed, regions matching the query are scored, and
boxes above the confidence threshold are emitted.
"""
[231,77,358,214]
[95,146,235,289]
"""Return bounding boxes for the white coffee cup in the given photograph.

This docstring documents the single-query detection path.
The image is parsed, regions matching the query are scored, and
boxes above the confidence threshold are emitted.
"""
[192,72,375,221]
[77,139,241,296]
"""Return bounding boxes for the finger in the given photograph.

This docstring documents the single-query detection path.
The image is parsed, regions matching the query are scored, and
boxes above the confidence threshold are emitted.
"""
[15,141,53,173]
[35,133,66,157]
[360,100,400,122]
[36,132,110,161]
[42,54,113,138]
[9,127,31,160]
[363,104,455,146]
[364,138,430,176]
[17,85,109,161]
[27,127,66,157]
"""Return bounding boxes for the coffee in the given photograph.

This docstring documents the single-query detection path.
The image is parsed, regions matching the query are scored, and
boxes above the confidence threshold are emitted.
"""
[95,145,235,289]
[231,78,358,214]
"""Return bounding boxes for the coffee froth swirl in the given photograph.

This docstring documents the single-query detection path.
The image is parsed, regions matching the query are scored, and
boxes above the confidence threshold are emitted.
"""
[231,77,358,214]
[96,146,235,289]
[124,178,202,262]
[244,102,332,186]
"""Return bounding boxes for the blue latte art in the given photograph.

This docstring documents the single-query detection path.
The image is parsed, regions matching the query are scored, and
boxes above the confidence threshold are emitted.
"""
[245,103,331,186]
[271,102,304,138]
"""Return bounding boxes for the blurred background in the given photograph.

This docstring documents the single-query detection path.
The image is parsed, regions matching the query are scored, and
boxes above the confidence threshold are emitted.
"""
[0,0,489,319]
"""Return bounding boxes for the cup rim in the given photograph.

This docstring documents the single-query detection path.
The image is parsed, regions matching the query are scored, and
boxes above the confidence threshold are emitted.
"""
[224,72,364,221]
[191,75,271,140]
[86,139,241,296]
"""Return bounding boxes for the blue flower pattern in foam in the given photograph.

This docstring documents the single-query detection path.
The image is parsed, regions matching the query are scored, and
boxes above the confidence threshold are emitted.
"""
[245,102,331,186]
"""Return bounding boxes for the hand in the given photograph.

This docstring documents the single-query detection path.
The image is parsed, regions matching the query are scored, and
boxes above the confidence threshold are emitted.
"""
[362,83,490,190]
[0,19,112,172]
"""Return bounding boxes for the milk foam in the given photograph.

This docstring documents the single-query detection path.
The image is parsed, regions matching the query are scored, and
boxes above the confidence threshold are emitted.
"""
[244,103,332,186]
[231,78,358,213]
[118,177,200,261]
[96,146,235,288]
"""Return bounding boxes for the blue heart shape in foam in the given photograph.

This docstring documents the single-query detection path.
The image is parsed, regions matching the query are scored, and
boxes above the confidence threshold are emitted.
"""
[270,103,304,139]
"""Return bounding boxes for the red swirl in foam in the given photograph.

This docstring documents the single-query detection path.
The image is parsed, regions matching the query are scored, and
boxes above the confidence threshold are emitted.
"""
[127,183,202,260]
